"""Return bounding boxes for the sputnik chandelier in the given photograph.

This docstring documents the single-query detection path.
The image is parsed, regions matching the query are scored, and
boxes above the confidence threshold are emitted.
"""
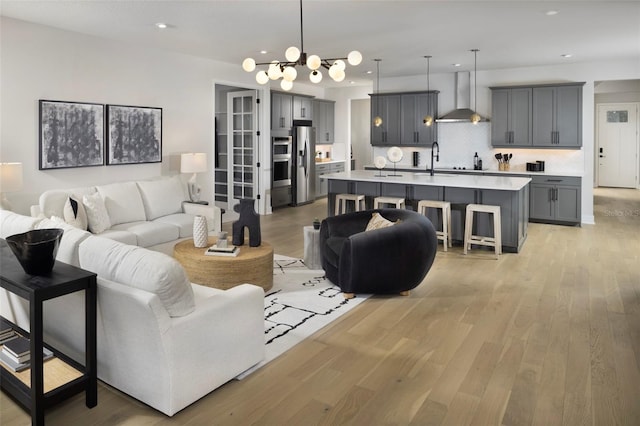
[241,0,362,91]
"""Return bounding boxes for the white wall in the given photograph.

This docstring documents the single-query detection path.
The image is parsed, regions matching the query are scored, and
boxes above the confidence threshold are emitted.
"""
[0,17,262,214]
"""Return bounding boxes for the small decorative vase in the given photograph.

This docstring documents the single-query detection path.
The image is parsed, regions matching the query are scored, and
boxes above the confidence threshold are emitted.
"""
[6,228,64,275]
[313,218,321,230]
[193,215,208,248]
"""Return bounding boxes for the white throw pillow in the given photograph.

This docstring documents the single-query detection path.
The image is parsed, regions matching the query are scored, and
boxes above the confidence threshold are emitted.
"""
[365,212,399,231]
[82,192,111,234]
[78,236,195,317]
[63,196,88,231]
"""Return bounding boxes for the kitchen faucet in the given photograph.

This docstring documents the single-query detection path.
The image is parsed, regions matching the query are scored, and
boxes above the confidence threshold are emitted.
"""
[430,141,439,176]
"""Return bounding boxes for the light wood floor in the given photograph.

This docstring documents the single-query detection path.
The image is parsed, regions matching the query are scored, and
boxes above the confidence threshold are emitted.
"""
[2,188,639,425]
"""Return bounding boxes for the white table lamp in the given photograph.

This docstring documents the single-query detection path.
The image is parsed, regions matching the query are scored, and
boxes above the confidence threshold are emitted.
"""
[180,153,207,202]
[0,162,24,210]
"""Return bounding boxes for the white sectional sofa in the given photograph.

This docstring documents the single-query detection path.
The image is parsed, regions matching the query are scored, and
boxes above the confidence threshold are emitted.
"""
[32,175,222,255]
[0,207,265,416]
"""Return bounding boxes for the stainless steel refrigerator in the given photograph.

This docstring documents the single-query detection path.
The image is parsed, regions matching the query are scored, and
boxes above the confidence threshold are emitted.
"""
[291,120,316,206]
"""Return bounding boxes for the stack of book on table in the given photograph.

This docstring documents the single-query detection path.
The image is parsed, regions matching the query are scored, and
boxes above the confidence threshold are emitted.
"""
[0,322,15,344]
[0,335,54,372]
[205,244,240,257]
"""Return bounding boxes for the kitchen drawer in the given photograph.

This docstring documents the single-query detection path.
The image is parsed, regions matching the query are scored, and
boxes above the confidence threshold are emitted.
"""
[330,162,345,172]
[530,175,581,186]
[271,186,291,208]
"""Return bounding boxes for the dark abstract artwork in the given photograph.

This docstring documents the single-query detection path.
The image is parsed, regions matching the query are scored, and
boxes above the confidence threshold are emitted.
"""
[39,100,104,170]
[106,105,162,165]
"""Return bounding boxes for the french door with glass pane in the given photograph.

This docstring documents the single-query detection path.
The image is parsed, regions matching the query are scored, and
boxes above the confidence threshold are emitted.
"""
[227,90,259,212]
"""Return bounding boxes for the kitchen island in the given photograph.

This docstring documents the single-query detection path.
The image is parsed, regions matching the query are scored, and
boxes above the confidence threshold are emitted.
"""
[323,170,531,253]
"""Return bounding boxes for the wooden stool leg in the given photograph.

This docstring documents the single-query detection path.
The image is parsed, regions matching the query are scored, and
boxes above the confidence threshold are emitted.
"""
[494,210,502,257]
[399,290,410,297]
[441,206,448,252]
[463,207,473,255]
[343,292,355,299]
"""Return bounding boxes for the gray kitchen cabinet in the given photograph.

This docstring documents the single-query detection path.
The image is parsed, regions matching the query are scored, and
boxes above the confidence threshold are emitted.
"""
[400,93,438,146]
[271,92,293,131]
[315,161,344,198]
[371,92,438,146]
[371,94,402,146]
[314,100,335,144]
[532,85,582,147]
[529,175,581,224]
[293,95,313,120]
[491,82,584,149]
[490,88,532,147]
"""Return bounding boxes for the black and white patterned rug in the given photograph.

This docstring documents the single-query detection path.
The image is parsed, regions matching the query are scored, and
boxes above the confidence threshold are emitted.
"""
[236,255,370,379]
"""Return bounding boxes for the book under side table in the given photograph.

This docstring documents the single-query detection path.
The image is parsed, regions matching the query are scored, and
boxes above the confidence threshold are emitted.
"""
[0,239,97,426]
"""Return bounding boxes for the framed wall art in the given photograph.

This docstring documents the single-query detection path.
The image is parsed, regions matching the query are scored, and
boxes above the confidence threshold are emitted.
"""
[39,100,105,170]
[106,104,162,165]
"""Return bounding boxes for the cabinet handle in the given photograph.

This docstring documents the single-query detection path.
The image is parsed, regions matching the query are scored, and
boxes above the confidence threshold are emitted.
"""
[510,131,514,144]
[326,132,329,141]
[555,188,559,201]
[546,179,562,182]
[505,131,509,144]
[302,107,306,117]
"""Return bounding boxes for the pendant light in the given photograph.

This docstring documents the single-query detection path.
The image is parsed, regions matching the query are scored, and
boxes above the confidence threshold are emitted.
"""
[470,49,481,124]
[242,0,362,91]
[373,59,383,127]
[422,55,433,126]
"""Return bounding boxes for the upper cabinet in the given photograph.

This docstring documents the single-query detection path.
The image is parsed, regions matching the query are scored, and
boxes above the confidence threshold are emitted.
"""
[490,82,584,149]
[490,88,532,147]
[370,91,438,146]
[314,99,335,144]
[532,85,582,147]
[271,92,293,131]
[371,94,402,146]
[293,95,313,120]
[401,93,438,146]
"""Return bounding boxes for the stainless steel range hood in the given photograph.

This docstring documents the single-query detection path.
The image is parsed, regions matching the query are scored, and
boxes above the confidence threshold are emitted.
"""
[436,71,488,123]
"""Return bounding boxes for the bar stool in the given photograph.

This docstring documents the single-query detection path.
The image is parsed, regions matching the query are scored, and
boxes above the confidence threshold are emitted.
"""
[334,193,366,215]
[417,200,452,251]
[373,196,405,209]
[463,204,502,258]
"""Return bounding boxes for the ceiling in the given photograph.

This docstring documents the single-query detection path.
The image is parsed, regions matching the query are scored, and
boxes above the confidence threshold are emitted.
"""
[2,1,639,87]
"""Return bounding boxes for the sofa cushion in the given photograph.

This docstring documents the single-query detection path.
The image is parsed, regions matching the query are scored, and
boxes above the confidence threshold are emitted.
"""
[111,221,180,248]
[63,196,88,231]
[35,217,91,267]
[78,236,195,317]
[136,176,186,221]
[0,210,42,238]
[96,182,146,226]
[153,214,195,238]
[97,229,138,246]
[83,192,112,234]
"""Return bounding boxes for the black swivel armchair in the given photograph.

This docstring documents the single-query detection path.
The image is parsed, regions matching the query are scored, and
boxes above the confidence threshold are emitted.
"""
[320,209,438,298]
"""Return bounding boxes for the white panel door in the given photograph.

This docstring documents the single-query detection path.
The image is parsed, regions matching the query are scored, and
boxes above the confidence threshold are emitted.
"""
[597,103,639,188]
[227,90,259,212]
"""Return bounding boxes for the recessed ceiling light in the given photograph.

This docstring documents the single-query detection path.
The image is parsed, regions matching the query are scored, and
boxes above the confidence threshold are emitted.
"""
[453,63,461,67]
[561,53,573,58]
[546,10,559,16]
[155,22,168,29]
[349,81,355,84]
[366,70,373,74]
[260,50,268,55]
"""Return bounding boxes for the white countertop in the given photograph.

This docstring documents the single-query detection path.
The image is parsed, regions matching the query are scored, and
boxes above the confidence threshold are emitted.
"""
[323,170,531,191]
[315,159,345,165]
[364,165,582,178]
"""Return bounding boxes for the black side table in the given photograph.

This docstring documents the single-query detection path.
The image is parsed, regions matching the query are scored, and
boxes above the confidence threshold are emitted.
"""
[0,240,97,426]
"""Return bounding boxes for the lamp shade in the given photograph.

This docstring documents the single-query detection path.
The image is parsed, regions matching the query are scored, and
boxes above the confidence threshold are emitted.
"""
[180,153,207,174]
[0,162,23,192]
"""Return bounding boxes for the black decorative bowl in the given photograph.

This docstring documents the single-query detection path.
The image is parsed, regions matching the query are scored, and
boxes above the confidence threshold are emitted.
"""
[6,229,64,275]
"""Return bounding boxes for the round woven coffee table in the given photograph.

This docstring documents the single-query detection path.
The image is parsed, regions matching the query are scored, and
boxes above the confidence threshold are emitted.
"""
[173,237,273,291]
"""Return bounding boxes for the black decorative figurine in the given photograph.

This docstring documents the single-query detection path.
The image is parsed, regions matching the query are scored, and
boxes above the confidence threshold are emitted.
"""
[232,199,261,247]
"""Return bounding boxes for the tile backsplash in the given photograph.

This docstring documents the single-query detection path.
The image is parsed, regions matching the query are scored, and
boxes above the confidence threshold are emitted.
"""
[371,122,584,174]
